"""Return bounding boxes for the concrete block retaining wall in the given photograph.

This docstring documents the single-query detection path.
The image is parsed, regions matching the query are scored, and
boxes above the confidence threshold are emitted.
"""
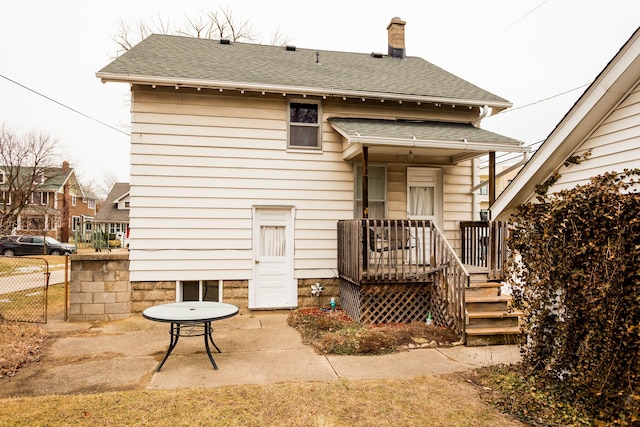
[68,253,130,322]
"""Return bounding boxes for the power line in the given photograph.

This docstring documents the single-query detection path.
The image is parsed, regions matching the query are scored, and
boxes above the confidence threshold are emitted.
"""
[498,83,590,114]
[448,0,552,68]
[0,73,130,137]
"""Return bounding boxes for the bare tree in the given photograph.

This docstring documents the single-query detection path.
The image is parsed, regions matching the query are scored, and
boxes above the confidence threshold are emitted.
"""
[205,7,256,42]
[0,125,61,236]
[111,18,149,57]
[111,6,273,55]
[269,25,292,47]
[84,171,118,202]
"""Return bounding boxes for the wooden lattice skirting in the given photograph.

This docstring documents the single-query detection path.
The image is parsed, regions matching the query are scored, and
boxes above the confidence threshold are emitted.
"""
[339,279,440,324]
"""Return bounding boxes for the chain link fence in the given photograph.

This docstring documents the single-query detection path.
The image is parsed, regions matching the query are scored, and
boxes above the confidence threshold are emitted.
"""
[0,257,50,323]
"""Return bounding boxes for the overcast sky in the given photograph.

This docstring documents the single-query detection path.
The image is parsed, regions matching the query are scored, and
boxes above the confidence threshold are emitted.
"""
[1,1,638,191]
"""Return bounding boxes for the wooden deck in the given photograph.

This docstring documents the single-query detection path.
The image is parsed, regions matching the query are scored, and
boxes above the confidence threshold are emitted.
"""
[336,219,514,343]
[337,219,469,334]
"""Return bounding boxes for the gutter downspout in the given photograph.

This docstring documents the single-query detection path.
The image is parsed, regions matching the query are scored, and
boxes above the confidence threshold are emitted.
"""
[472,105,491,127]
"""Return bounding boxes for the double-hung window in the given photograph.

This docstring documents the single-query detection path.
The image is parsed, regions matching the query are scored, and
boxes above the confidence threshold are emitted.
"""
[354,164,387,218]
[33,191,48,205]
[288,101,321,149]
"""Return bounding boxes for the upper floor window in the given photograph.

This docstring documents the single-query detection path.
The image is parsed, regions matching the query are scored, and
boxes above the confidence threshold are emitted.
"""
[72,195,77,206]
[33,191,49,205]
[0,172,4,184]
[87,199,95,209]
[288,102,321,149]
[34,173,44,184]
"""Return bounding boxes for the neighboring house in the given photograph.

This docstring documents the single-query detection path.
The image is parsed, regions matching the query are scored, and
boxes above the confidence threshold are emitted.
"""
[476,164,521,219]
[0,161,97,241]
[92,182,130,248]
[492,27,640,221]
[97,18,528,312]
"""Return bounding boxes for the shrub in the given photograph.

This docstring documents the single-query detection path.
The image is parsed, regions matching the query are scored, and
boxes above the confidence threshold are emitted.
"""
[506,169,640,425]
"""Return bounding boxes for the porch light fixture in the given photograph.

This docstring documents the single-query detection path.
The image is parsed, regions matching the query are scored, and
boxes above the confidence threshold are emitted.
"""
[408,150,415,162]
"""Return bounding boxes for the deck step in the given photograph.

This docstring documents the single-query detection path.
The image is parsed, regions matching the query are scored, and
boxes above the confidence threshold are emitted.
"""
[461,270,522,346]
[467,310,523,319]
[465,326,521,336]
[468,281,502,288]
[465,295,512,303]
[466,282,502,297]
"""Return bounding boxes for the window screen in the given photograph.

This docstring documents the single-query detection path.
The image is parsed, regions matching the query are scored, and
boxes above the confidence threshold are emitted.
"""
[289,102,320,149]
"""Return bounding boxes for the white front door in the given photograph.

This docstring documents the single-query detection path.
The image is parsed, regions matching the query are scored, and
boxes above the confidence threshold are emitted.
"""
[249,207,296,309]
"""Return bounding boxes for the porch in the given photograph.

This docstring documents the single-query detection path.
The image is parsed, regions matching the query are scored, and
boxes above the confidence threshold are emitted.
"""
[337,219,511,342]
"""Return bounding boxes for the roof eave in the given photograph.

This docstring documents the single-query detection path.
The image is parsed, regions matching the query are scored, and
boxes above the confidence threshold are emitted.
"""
[96,72,513,110]
[343,134,530,153]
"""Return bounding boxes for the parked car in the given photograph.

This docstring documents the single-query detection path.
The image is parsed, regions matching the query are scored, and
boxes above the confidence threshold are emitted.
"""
[0,235,76,256]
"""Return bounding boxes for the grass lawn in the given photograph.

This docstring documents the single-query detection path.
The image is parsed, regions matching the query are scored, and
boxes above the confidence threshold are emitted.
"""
[0,377,525,427]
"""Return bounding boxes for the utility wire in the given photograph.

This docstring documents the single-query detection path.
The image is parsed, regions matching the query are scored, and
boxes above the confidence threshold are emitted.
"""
[0,73,130,137]
[448,0,552,68]
[496,83,590,115]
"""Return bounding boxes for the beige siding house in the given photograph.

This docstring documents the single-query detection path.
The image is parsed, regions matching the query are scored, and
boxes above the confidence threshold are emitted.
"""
[98,18,527,311]
[492,27,640,221]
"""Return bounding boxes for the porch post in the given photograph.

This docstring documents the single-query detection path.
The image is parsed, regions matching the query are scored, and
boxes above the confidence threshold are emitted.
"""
[361,146,369,271]
[488,151,497,274]
[362,146,369,219]
[488,151,496,205]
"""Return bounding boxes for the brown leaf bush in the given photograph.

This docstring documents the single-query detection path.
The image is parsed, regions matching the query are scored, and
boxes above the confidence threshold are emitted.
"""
[507,169,640,425]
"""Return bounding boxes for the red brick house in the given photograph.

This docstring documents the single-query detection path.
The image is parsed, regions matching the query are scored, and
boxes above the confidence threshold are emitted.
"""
[0,161,97,241]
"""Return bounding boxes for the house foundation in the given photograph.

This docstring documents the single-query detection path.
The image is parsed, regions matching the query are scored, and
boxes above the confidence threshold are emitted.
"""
[67,254,340,320]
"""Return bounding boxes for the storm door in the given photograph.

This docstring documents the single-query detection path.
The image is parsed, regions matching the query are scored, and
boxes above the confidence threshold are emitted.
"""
[249,207,296,309]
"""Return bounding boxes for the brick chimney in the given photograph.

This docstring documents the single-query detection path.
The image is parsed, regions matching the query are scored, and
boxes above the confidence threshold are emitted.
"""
[387,17,406,59]
[62,160,70,173]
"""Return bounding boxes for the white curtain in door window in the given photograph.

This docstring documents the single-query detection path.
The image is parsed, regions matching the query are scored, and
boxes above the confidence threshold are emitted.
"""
[409,186,434,216]
[261,225,286,257]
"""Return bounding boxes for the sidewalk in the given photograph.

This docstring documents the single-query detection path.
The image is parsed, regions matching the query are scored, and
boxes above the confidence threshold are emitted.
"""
[0,312,520,398]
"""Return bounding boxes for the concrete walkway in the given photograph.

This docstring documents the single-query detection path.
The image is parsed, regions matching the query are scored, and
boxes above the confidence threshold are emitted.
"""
[0,312,520,398]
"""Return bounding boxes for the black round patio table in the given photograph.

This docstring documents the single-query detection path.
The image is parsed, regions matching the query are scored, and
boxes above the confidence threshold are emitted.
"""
[142,301,239,371]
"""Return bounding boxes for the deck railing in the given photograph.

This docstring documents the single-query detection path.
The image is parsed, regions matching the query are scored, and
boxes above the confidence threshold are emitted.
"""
[460,221,489,267]
[337,219,469,336]
[460,220,509,280]
[338,219,437,283]
[431,222,469,336]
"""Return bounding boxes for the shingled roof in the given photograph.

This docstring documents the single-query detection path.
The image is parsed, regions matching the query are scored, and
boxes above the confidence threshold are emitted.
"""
[97,34,511,110]
[93,182,129,223]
